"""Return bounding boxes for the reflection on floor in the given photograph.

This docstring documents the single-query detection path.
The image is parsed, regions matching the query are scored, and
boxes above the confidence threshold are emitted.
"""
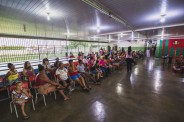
[1,58,184,122]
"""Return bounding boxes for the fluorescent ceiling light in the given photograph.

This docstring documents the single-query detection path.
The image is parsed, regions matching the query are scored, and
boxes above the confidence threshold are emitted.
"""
[46,12,50,21]
[90,25,111,31]
[145,10,182,21]
[97,26,100,33]
[160,14,166,23]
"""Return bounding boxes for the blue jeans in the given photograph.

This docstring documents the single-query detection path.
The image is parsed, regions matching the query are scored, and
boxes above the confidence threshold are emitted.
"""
[100,67,110,77]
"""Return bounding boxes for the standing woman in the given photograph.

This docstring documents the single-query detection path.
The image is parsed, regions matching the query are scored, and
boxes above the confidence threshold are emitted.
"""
[146,47,150,60]
[126,46,133,72]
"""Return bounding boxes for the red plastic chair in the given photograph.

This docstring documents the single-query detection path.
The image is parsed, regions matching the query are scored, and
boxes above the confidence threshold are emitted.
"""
[9,82,35,118]
[28,75,37,88]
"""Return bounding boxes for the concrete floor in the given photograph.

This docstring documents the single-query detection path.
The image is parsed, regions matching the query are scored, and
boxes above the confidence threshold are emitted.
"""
[1,58,184,122]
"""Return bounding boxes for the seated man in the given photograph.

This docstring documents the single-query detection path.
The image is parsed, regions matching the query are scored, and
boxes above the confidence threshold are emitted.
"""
[4,63,20,86]
[77,60,97,83]
[68,60,90,90]
[55,62,74,91]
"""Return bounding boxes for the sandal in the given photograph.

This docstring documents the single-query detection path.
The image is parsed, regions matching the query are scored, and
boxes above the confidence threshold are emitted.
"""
[23,115,30,120]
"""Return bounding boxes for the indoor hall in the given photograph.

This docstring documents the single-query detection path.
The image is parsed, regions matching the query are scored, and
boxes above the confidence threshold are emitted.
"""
[0,0,184,122]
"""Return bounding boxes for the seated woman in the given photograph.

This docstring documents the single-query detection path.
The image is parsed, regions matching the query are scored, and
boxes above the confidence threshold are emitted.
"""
[53,60,60,75]
[99,57,110,77]
[4,63,19,86]
[42,58,54,80]
[120,52,126,62]
[104,55,113,72]
[77,60,96,83]
[23,61,35,80]
[77,53,83,60]
[69,52,75,58]
[87,57,95,71]
[54,58,60,68]
[110,55,120,69]
[90,60,102,83]
[36,64,69,101]
[12,82,32,120]
[83,56,88,68]
[68,60,90,90]
[55,62,74,91]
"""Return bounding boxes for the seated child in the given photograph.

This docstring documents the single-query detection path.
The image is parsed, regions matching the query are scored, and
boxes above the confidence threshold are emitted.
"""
[12,82,32,120]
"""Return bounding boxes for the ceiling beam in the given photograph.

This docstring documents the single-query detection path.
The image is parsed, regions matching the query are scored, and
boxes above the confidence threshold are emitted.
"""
[94,23,184,37]
[81,0,135,31]
[0,33,108,43]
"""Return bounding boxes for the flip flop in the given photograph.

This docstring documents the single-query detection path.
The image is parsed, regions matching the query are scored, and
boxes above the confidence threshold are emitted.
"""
[23,115,30,120]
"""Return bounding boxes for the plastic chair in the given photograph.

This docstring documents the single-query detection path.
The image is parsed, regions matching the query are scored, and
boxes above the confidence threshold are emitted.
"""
[9,82,35,118]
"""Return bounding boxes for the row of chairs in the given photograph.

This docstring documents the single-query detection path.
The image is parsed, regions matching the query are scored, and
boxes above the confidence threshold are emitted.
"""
[9,62,81,118]
[2,61,116,118]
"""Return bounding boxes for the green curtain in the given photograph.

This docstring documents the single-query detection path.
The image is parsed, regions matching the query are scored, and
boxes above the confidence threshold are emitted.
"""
[176,48,180,57]
[170,48,174,57]
[164,39,169,56]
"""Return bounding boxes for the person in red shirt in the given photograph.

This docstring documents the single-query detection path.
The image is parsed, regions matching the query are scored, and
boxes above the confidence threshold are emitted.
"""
[69,52,75,58]
[68,60,90,90]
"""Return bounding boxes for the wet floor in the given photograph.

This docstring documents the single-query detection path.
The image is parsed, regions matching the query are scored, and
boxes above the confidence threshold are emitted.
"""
[1,58,184,122]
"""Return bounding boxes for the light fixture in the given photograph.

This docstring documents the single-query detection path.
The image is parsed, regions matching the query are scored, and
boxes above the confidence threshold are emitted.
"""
[46,12,50,21]
[160,14,166,23]
[97,26,100,33]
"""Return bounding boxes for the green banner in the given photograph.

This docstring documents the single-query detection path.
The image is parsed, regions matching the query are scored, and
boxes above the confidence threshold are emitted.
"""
[164,39,169,56]
[159,40,163,58]
[170,48,174,57]
[176,48,180,57]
